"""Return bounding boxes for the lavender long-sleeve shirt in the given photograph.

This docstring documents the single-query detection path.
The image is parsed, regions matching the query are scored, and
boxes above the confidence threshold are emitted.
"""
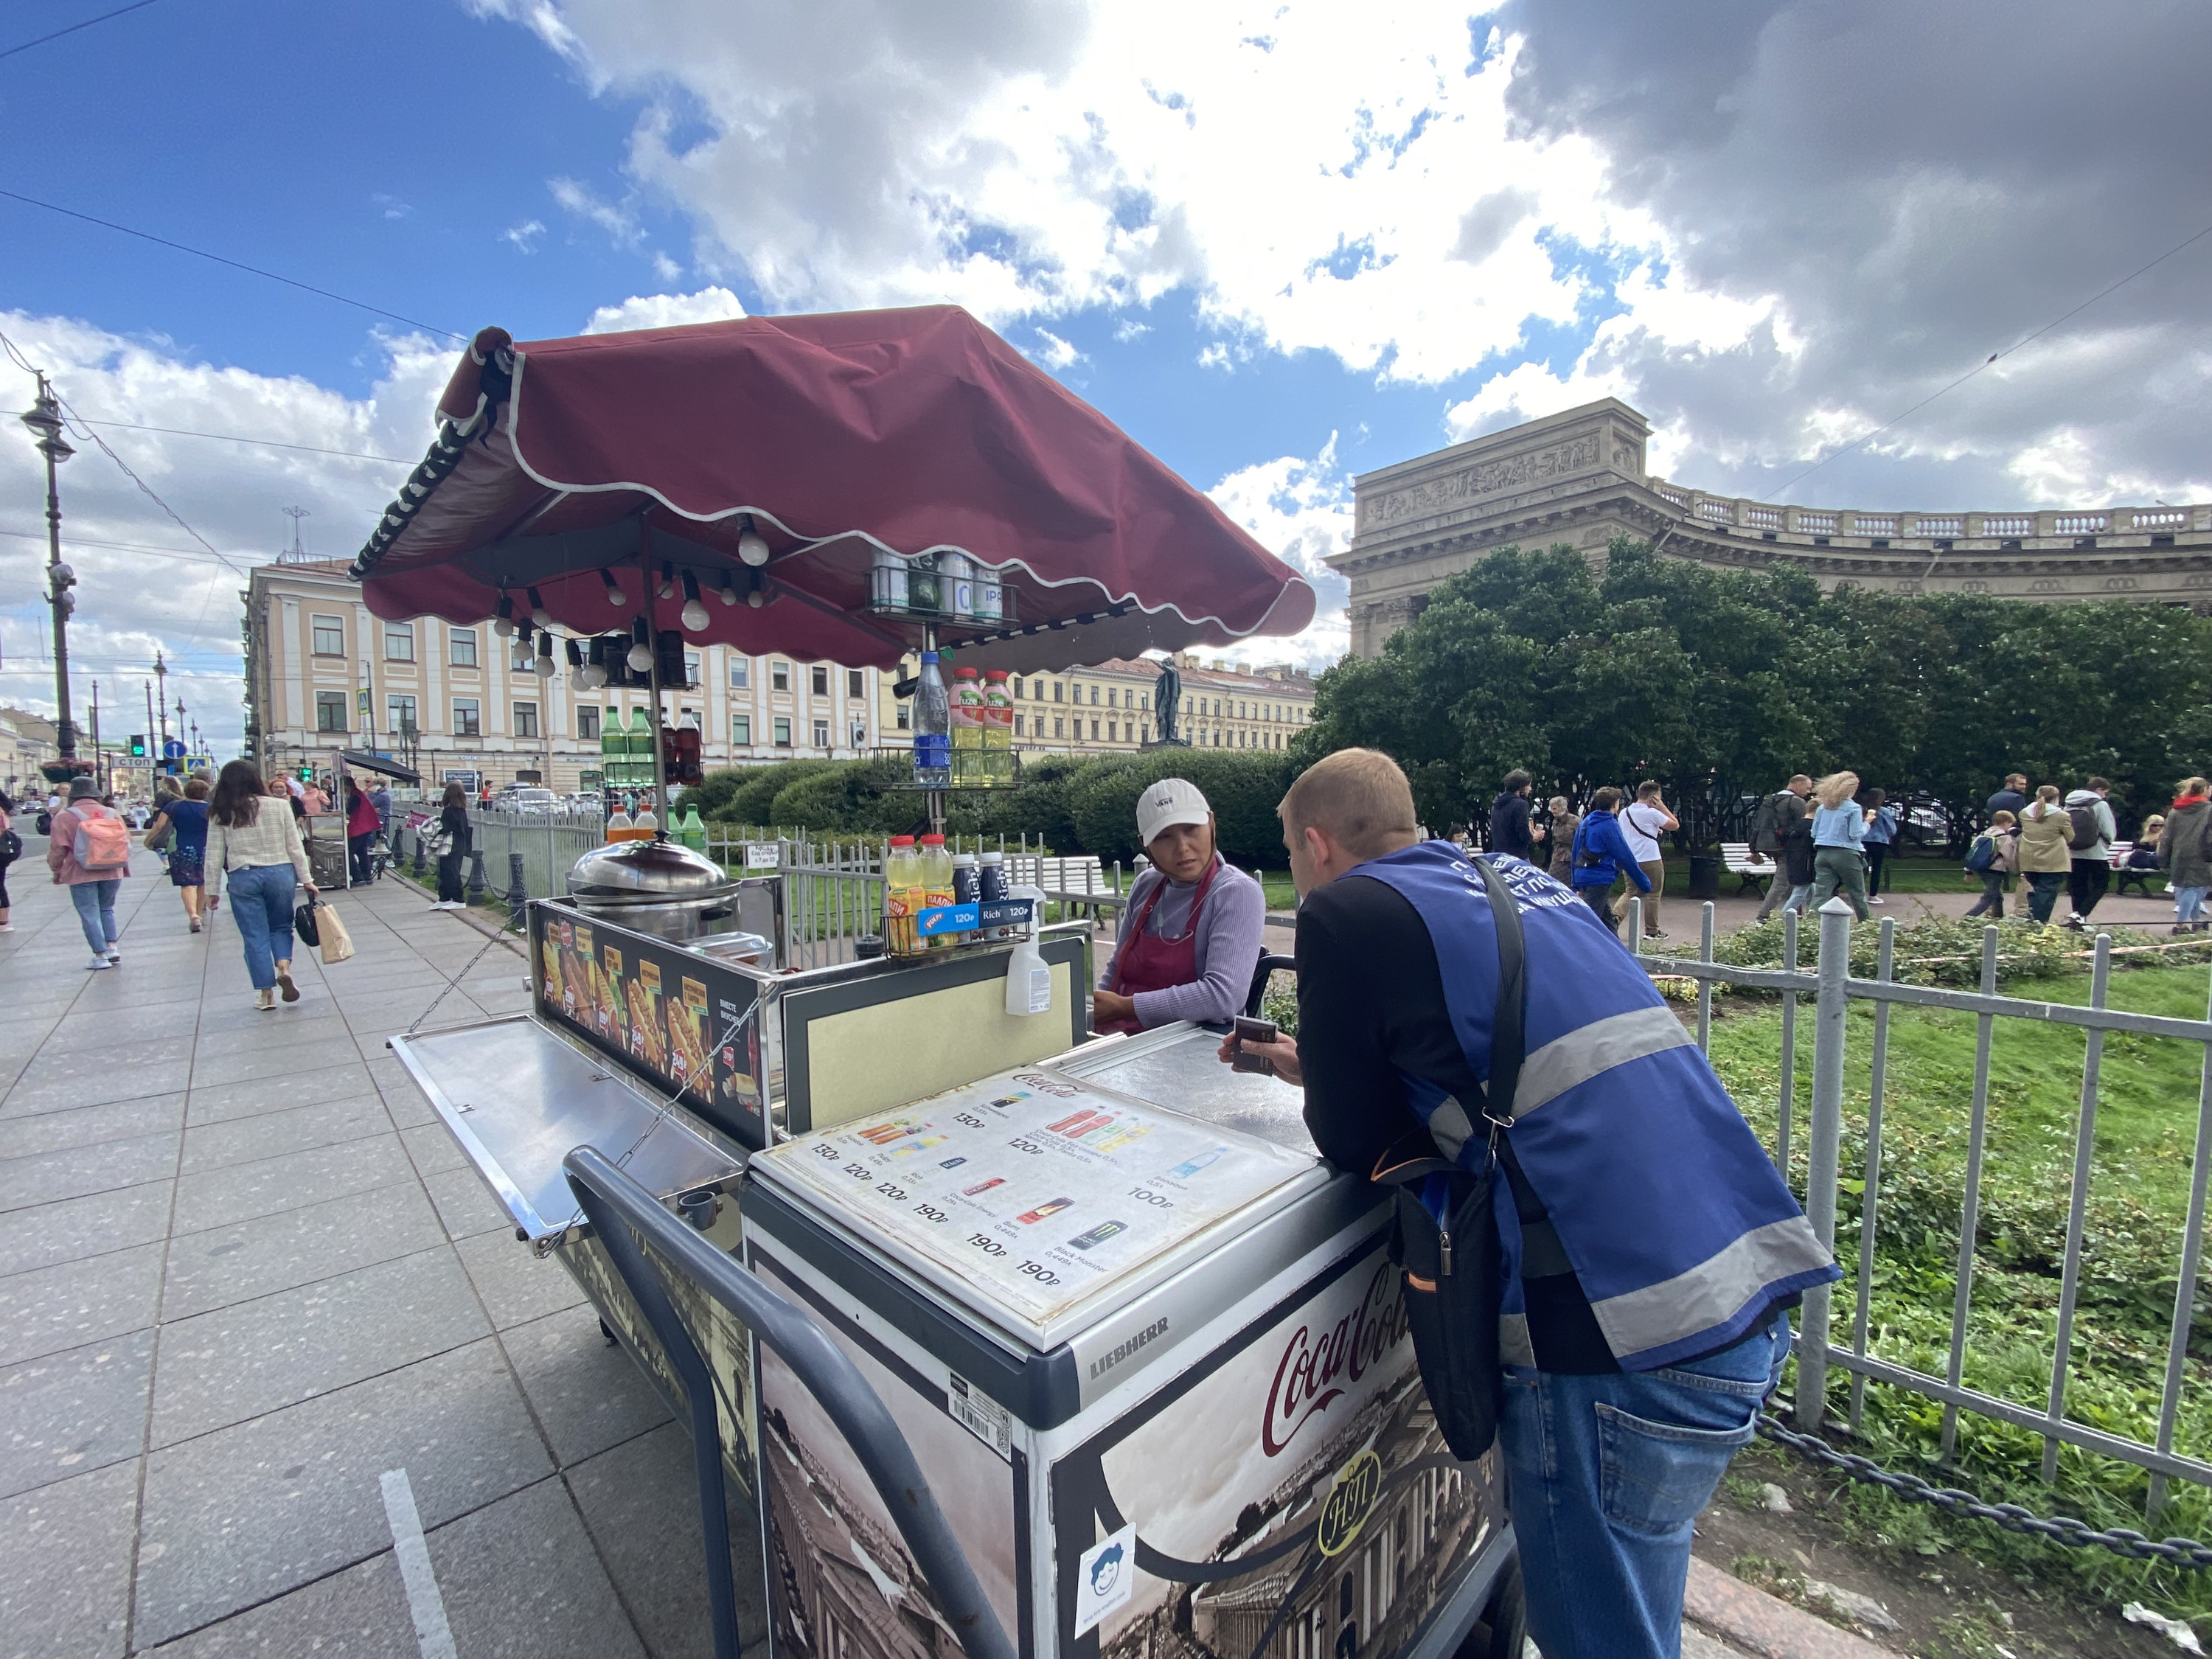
[1098,855,1267,1027]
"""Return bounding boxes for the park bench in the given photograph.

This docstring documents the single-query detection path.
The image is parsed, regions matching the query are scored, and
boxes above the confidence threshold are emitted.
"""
[2110,841,2168,898]
[1722,842,1777,897]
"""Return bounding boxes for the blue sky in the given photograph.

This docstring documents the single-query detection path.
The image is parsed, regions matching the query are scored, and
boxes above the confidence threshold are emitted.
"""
[3,0,2208,756]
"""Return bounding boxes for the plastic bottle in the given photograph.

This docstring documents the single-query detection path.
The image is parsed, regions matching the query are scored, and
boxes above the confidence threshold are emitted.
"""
[950,667,984,785]
[952,850,978,911]
[600,705,623,787]
[938,552,975,618]
[912,652,952,788]
[1004,885,1052,1015]
[975,563,1004,624]
[872,547,908,611]
[679,804,706,852]
[982,670,1013,786]
[919,834,955,950]
[627,707,655,785]
[606,802,633,838]
[633,800,660,832]
[978,849,1009,939]
[885,835,921,954]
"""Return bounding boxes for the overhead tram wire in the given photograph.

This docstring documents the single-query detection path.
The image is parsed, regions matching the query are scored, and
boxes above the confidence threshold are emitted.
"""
[0,0,165,64]
[73,420,411,466]
[1759,216,2212,506]
[0,188,469,342]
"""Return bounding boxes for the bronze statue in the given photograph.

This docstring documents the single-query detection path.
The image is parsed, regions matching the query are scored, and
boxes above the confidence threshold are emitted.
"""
[1152,658,1186,746]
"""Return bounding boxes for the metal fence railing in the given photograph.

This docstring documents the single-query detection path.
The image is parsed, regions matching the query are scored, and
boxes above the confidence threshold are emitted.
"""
[1629,894,2212,1517]
[466,808,604,902]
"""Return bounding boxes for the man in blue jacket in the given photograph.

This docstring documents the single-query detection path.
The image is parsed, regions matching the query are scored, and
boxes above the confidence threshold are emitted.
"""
[1568,785,1652,938]
[1235,749,1836,1659]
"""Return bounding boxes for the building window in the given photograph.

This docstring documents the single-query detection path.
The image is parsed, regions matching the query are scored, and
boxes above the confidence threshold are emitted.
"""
[732,714,751,744]
[1107,722,1117,742]
[1140,692,1149,710]
[896,705,911,730]
[315,691,347,732]
[513,702,539,739]
[1054,682,1065,703]
[1054,717,1065,738]
[847,668,864,700]
[1091,720,1100,740]
[1013,714,1025,737]
[311,614,345,657]
[773,717,792,747]
[449,627,478,667]
[813,717,830,748]
[684,652,701,686]
[387,694,417,734]
[382,622,415,662]
[729,657,750,689]
[1012,677,1026,699]
[772,661,790,692]
[453,698,481,737]
[807,664,827,698]
[578,707,599,740]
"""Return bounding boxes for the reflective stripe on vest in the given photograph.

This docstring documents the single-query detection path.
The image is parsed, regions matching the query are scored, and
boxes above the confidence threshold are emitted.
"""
[1348,840,1839,1370]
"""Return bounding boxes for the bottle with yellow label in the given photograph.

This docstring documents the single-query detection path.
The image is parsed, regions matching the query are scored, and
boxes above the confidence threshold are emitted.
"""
[884,835,922,955]
[918,833,955,949]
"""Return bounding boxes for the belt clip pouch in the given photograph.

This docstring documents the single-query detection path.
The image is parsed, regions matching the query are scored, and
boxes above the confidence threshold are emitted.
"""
[1373,1140,1503,1461]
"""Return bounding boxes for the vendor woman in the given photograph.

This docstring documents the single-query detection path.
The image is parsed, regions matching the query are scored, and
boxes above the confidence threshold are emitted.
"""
[1092,779,1265,1034]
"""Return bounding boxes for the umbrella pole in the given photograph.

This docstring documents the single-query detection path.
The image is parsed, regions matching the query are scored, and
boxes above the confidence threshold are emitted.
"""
[923,622,945,838]
[641,543,669,836]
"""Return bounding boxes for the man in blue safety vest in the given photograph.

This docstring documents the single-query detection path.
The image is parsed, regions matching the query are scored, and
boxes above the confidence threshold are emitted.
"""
[1231,748,1837,1659]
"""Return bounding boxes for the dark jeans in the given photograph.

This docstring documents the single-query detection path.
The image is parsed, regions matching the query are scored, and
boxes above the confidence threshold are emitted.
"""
[2026,870,2067,923]
[1865,842,1889,895]
[1579,885,1621,935]
[2068,860,2110,921]
[348,831,375,886]
[437,852,465,903]
[1964,872,2006,917]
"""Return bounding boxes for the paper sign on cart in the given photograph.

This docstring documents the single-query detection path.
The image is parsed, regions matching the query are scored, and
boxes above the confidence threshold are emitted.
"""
[1074,1526,1137,1636]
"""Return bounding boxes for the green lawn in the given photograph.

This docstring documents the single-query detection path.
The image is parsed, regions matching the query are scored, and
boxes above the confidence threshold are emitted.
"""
[1705,962,2212,1616]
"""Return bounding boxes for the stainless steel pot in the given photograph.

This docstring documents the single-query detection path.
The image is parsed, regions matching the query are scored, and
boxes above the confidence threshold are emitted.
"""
[566,837,742,942]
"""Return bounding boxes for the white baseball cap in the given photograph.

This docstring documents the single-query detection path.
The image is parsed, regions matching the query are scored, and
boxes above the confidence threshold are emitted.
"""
[1137,778,1211,847]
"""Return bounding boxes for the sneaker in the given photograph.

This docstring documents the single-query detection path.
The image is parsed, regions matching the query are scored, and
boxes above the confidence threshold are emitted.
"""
[276,968,300,1004]
[255,988,276,1011]
[0,920,13,931]
[105,948,121,963]
[88,954,112,971]
[1868,896,1885,905]
[189,919,202,933]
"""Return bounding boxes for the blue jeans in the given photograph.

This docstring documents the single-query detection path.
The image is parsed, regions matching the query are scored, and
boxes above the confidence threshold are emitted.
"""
[227,863,297,991]
[1501,1314,1791,1659]
[2177,886,2209,928]
[69,880,120,955]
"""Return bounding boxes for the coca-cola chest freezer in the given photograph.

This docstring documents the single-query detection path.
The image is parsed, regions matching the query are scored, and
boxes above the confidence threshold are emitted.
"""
[740,1023,1515,1659]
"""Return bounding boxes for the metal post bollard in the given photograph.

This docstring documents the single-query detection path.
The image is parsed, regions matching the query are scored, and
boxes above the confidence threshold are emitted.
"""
[1796,896,1854,1431]
[466,847,487,901]
[507,851,529,930]
[411,828,427,879]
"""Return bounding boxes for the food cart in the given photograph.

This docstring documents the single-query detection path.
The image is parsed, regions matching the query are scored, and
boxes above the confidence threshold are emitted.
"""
[360,307,1522,1659]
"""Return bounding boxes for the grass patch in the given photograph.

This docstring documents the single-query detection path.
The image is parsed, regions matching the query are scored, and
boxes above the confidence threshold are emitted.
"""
[1708,956,2212,1621]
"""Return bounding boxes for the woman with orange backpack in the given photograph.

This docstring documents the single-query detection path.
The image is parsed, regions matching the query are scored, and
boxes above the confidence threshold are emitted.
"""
[47,776,132,970]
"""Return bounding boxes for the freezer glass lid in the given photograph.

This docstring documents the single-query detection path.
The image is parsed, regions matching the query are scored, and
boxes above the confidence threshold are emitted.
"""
[751,1067,1318,1329]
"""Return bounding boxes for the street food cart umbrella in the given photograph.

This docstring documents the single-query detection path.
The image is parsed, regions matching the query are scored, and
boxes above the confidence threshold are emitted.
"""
[347,305,1317,674]
[335,748,420,784]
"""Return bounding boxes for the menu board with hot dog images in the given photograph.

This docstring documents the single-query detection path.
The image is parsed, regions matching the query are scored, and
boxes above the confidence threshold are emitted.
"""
[529,907,767,1148]
[753,1068,1315,1325]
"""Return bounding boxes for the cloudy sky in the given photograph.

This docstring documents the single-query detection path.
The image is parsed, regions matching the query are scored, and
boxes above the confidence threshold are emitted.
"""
[3,0,2208,757]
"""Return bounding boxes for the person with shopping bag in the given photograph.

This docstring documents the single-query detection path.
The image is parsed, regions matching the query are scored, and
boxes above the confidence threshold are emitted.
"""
[205,759,318,1010]
[48,776,133,969]
[1222,748,1837,1659]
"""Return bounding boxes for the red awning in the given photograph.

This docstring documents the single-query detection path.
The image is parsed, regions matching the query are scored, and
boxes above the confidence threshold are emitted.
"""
[352,306,1316,672]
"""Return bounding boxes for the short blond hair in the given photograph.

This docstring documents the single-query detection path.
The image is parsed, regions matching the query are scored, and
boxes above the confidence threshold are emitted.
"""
[1815,771,1860,811]
[1280,748,1418,860]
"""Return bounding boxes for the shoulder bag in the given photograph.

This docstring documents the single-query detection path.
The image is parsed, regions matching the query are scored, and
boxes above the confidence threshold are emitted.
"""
[1368,852,1527,1461]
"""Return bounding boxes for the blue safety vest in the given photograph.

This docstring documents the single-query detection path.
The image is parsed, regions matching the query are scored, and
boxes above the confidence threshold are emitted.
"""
[1349,840,1839,1371]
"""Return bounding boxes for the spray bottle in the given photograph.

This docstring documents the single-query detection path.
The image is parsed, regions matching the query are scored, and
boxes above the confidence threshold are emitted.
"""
[1004,885,1052,1016]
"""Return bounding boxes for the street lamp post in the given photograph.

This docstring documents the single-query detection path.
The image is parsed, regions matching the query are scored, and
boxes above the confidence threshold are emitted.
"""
[20,375,77,762]
[153,652,170,772]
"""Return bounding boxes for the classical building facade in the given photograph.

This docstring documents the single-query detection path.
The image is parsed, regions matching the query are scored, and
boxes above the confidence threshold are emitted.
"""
[243,557,886,790]
[874,652,1315,756]
[1335,397,2212,657]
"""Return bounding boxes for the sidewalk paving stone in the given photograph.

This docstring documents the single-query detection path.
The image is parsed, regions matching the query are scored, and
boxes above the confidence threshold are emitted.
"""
[189,1037,358,1093]
[0,1094,187,1161]
[140,1551,414,1658]
[0,1237,165,1369]
[0,1460,139,1659]
[0,1131,181,1214]
[456,1228,588,1330]
[176,1096,392,1177]
[132,1338,552,1647]
[0,1180,174,1277]
[159,1179,442,1321]
[151,1246,488,1447]
[397,1119,469,1178]
[182,1061,370,1127]
[500,1303,672,1467]
[421,1165,512,1240]
[0,1328,156,1500]
[425,1476,647,1659]
[3,1062,194,1119]
[169,1134,413,1237]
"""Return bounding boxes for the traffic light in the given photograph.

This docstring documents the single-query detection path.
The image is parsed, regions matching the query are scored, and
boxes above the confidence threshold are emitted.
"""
[128,734,147,758]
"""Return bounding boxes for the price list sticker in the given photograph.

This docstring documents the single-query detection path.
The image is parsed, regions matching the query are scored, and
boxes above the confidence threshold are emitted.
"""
[757,1070,1315,1323]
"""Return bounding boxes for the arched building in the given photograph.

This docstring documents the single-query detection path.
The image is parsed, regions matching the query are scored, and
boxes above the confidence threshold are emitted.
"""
[1333,397,2212,658]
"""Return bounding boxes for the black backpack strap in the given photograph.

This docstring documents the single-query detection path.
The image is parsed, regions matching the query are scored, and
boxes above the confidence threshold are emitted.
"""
[1471,855,1526,1128]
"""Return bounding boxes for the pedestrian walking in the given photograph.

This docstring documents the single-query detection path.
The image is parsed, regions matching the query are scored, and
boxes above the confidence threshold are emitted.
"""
[1545,796,1578,886]
[2017,785,2073,924]
[1753,775,1815,921]
[1486,769,1540,860]
[47,776,131,969]
[2062,777,2118,930]
[0,787,17,932]
[206,759,318,1011]
[1807,771,1871,920]
[2163,779,2211,933]
[343,776,379,887]
[369,780,394,836]
[1962,811,2018,917]
[1568,786,1650,937]
[1618,782,1676,938]
[1231,748,1836,1659]
[145,776,212,932]
[432,781,472,910]
[1860,787,1897,903]
[1987,773,2029,821]
[301,778,329,817]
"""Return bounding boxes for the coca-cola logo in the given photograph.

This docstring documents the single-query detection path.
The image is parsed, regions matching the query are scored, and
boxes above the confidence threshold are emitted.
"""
[1262,1265,1409,1457]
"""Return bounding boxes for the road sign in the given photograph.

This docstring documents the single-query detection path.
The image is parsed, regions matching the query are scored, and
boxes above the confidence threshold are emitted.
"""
[162,740,186,759]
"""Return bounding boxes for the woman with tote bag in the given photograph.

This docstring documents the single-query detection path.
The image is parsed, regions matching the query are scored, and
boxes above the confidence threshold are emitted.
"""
[205,760,319,1010]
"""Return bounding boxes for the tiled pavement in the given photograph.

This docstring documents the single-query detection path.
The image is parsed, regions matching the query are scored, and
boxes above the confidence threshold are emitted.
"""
[0,844,748,1658]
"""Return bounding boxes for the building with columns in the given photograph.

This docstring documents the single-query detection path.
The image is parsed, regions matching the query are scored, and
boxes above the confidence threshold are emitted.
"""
[1335,397,2212,658]
[243,557,884,790]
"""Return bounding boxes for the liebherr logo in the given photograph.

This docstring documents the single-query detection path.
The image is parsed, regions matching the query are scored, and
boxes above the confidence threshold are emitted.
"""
[1089,1318,1169,1380]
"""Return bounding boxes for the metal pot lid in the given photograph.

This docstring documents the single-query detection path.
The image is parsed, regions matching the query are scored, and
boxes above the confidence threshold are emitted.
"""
[568,836,734,900]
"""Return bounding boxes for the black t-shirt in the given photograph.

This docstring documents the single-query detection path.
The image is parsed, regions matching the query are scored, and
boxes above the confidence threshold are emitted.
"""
[1296,872,1618,1372]
[1486,793,1533,860]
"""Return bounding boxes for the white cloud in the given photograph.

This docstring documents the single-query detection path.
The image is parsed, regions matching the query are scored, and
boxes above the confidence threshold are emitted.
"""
[549,175,642,246]
[580,286,748,335]
[1206,437,1351,672]
[503,219,546,251]
[1029,328,1081,371]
